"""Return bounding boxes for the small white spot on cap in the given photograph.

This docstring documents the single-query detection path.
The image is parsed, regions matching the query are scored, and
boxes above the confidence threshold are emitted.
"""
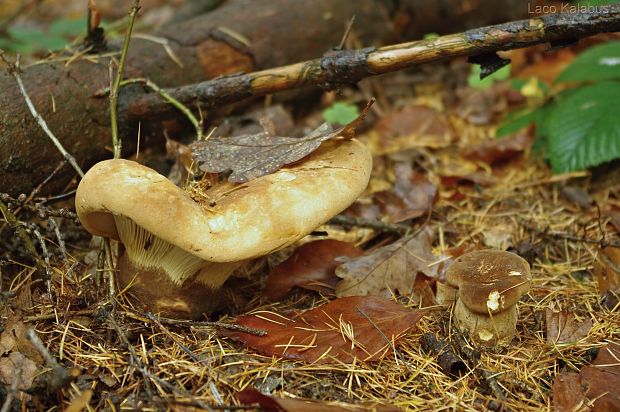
[275,171,297,182]
[487,290,500,311]
[478,329,494,342]
[509,270,522,276]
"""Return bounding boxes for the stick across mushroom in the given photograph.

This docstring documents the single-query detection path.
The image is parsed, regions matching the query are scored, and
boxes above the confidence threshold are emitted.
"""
[76,139,372,318]
[445,250,531,346]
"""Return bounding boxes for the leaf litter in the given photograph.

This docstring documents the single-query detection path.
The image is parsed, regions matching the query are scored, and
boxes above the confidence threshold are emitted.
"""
[4,40,620,411]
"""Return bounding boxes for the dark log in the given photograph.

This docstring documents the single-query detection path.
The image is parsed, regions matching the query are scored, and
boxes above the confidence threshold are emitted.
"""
[0,0,392,196]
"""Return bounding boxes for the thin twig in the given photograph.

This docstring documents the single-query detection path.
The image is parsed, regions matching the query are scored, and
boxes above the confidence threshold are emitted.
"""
[328,214,410,235]
[125,311,267,336]
[0,199,46,275]
[0,365,20,412]
[26,328,77,392]
[97,77,203,139]
[357,307,413,373]
[336,15,356,50]
[109,0,141,158]
[128,6,620,120]
[0,53,84,178]
[145,312,204,364]
[31,227,52,294]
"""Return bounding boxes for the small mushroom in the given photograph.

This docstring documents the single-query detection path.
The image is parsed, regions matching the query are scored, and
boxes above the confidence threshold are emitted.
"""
[76,139,372,318]
[446,249,531,346]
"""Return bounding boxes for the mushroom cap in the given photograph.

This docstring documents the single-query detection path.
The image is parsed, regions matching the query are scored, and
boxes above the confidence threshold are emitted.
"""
[446,250,531,314]
[76,139,372,262]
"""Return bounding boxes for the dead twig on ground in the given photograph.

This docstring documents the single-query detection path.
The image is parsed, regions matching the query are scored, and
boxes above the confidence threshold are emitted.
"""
[26,329,78,393]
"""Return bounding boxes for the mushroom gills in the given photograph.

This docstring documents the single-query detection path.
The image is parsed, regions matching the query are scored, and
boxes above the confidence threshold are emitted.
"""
[115,215,209,286]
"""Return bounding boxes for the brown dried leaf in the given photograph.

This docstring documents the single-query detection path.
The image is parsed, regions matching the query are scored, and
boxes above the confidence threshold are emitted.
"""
[380,162,436,223]
[225,296,425,364]
[191,100,373,183]
[463,132,533,165]
[236,388,400,412]
[0,320,42,362]
[593,247,620,295]
[0,352,38,390]
[553,342,620,412]
[335,228,438,297]
[545,309,593,344]
[370,105,454,154]
[264,240,364,301]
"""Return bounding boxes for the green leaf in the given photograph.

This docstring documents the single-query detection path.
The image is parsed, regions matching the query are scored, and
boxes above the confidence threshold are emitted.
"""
[547,81,620,173]
[49,19,84,37]
[577,0,619,5]
[323,102,359,125]
[557,41,620,83]
[8,27,67,51]
[468,64,511,89]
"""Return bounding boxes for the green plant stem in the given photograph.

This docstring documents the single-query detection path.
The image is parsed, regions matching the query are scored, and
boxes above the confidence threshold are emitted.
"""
[121,77,203,139]
[110,0,140,159]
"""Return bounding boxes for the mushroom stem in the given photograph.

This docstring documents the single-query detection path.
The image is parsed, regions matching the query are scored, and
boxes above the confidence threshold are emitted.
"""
[114,215,243,318]
[117,252,225,318]
[453,298,518,345]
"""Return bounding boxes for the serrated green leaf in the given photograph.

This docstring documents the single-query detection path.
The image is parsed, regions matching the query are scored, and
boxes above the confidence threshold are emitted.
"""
[323,102,359,125]
[548,81,620,173]
[557,41,620,83]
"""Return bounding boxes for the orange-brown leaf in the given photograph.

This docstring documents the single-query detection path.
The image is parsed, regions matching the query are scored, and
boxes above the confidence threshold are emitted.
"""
[552,342,620,412]
[236,388,400,412]
[225,296,425,364]
[264,240,363,301]
[545,309,592,345]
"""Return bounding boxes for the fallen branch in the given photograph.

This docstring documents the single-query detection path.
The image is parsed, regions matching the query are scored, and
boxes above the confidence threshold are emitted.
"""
[128,6,620,120]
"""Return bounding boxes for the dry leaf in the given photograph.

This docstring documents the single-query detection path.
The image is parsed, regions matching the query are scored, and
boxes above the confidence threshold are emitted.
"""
[191,100,373,183]
[264,240,364,301]
[593,247,620,295]
[236,388,400,411]
[552,342,620,412]
[0,352,38,390]
[0,320,42,362]
[369,105,454,154]
[225,296,425,363]
[335,228,438,297]
[545,308,593,344]
[381,162,436,223]
[463,132,533,165]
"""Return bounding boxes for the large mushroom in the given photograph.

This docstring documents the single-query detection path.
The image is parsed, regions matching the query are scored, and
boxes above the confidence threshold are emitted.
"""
[445,249,531,346]
[76,139,372,318]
